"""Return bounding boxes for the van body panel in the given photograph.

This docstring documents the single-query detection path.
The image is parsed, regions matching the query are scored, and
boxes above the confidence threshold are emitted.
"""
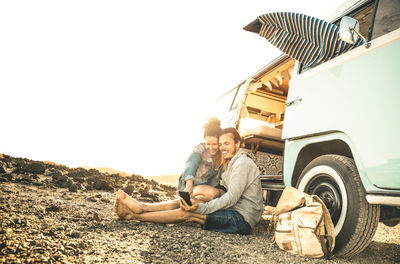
[284,132,400,194]
[283,29,400,190]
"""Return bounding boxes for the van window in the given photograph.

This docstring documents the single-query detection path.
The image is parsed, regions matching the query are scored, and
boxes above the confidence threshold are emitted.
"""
[213,81,245,117]
[371,0,400,39]
[352,1,376,40]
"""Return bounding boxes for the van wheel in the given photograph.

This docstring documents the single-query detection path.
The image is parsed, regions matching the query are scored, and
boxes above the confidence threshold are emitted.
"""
[296,154,380,257]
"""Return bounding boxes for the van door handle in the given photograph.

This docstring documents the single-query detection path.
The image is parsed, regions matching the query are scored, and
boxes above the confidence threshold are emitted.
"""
[286,96,302,107]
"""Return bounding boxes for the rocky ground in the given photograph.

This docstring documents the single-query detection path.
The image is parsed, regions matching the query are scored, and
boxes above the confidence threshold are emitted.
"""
[1,154,399,263]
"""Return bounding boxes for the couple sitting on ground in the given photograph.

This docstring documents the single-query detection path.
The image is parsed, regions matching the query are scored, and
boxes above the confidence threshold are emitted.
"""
[113,118,263,235]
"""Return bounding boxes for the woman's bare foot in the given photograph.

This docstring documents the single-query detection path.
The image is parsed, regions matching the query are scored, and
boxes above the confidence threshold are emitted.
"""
[192,185,223,202]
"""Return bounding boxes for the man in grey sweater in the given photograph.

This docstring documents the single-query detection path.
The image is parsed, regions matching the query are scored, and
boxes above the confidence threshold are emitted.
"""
[113,127,264,235]
[186,127,264,234]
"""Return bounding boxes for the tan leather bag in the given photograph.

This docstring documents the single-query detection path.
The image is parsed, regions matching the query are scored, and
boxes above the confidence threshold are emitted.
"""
[270,186,335,258]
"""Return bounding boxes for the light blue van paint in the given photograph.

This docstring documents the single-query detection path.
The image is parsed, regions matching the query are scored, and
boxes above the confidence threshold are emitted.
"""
[283,31,400,191]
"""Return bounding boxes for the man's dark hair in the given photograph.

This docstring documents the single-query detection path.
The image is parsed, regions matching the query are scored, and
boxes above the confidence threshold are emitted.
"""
[203,117,222,138]
[220,127,242,144]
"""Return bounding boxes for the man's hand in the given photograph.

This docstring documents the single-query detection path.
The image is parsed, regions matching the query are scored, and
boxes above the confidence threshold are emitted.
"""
[180,197,198,212]
[184,180,194,194]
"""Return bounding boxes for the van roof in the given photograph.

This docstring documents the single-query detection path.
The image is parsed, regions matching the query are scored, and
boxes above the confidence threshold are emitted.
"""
[250,55,292,80]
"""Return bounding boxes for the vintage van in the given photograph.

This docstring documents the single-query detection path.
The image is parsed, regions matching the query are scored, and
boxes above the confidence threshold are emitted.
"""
[211,0,400,257]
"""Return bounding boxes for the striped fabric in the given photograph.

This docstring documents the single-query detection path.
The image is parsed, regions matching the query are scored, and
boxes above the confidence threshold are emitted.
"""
[258,12,362,67]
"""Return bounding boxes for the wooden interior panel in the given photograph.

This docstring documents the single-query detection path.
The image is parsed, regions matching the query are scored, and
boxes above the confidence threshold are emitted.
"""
[245,92,286,115]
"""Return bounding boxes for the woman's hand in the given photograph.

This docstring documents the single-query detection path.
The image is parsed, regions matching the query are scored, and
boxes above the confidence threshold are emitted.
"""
[184,180,194,194]
[179,197,198,212]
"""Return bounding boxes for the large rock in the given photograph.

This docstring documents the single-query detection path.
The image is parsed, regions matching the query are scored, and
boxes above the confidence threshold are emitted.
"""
[67,168,91,183]
[93,179,113,191]
[52,172,72,188]
[86,174,114,191]
[0,174,12,182]
[20,162,46,174]
[0,163,6,173]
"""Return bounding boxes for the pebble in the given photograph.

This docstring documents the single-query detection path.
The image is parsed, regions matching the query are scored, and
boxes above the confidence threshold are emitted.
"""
[101,198,110,203]
[87,196,97,202]
[93,212,102,222]
[46,204,61,212]
[68,231,81,238]
[68,184,79,192]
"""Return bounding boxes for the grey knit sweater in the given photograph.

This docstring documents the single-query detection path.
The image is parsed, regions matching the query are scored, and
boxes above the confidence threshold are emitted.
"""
[195,149,263,228]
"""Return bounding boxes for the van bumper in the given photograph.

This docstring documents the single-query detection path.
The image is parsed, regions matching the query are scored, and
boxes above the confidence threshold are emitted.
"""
[366,195,400,207]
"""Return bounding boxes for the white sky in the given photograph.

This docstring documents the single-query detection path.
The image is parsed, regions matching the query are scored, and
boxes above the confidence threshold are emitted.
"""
[0,0,346,176]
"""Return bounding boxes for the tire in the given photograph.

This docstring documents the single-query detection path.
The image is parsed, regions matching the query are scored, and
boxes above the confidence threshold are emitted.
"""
[296,154,380,257]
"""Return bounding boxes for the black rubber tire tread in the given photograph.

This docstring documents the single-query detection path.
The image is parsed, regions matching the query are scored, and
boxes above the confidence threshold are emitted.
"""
[335,154,380,257]
[297,154,380,257]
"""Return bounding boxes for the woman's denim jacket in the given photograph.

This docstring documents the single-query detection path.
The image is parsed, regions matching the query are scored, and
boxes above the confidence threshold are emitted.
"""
[178,143,222,191]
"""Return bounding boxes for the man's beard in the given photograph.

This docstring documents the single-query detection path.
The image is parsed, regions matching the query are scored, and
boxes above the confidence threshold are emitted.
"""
[223,145,238,161]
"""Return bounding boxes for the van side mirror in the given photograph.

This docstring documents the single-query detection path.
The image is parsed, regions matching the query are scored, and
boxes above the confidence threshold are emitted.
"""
[339,16,359,44]
[339,16,370,48]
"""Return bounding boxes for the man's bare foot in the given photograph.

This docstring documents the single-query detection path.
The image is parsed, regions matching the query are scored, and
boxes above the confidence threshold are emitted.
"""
[113,191,121,214]
[113,191,136,219]
[115,190,144,214]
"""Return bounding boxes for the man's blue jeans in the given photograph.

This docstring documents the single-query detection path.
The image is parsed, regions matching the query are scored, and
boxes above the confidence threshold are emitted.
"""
[203,210,251,235]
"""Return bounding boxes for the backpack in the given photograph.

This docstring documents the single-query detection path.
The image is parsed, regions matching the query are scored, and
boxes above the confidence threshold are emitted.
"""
[268,186,335,258]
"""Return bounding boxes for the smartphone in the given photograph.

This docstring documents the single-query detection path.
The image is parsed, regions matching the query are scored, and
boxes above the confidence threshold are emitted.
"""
[178,191,192,206]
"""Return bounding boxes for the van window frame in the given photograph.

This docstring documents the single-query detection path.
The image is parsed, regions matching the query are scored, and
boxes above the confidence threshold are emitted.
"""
[213,80,246,116]
[229,81,246,111]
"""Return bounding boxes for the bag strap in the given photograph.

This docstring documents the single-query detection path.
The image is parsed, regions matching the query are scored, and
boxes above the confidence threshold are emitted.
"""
[319,234,334,259]
[311,195,336,258]
[312,195,336,252]
[320,217,335,258]
[267,215,277,233]
[266,215,277,242]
